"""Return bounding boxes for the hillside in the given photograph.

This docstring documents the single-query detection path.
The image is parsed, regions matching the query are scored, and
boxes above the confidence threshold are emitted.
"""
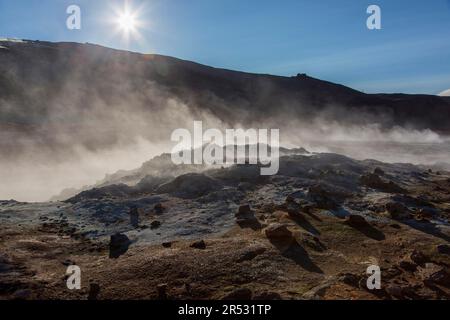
[1,40,450,161]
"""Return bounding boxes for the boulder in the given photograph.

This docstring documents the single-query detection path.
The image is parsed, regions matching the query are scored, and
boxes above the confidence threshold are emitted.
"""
[307,185,338,210]
[237,204,252,216]
[264,223,293,241]
[345,214,368,228]
[237,245,266,262]
[109,233,131,258]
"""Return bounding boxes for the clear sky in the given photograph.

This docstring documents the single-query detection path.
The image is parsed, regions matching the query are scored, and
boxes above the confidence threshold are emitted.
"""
[1,0,450,94]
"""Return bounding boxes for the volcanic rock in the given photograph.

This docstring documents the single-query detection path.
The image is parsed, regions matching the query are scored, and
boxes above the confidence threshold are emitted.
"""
[264,223,293,241]
[385,202,411,220]
[345,214,368,227]
[109,233,131,259]
[190,240,206,250]
[437,244,450,255]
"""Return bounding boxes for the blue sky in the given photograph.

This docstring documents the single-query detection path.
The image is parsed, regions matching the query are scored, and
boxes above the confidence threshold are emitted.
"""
[1,0,450,94]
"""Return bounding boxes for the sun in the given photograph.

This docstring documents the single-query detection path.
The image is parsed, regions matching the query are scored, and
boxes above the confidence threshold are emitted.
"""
[117,11,137,32]
[111,2,145,43]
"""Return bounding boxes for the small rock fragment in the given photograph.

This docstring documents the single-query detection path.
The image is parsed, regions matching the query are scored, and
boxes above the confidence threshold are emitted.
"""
[190,240,206,250]
[437,244,450,255]
[386,202,411,220]
[157,283,168,300]
[129,207,140,228]
[88,283,100,300]
[399,260,417,272]
[154,203,166,214]
[151,220,161,229]
[237,205,252,216]
[162,242,172,248]
[410,250,429,265]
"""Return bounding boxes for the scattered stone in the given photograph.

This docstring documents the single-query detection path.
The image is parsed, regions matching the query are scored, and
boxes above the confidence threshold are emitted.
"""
[190,240,206,250]
[298,232,326,251]
[237,204,252,216]
[385,285,404,299]
[341,273,361,287]
[264,223,293,241]
[437,244,450,255]
[109,233,131,259]
[222,288,253,300]
[385,202,411,220]
[416,207,435,220]
[157,283,168,300]
[345,214,368,227]
[129,207,140,228]
[390,223,401,229]
[410,250,429,265]
[399,260,417,272]
[237,245,266,262]
[88,283,100,300]
[162,242,172,248]
[360,173,406,193]
[150,220,161,229]
[154,203,166,214]
[307,185,338,210]
[425,269,450,287]
[374,167,385,176]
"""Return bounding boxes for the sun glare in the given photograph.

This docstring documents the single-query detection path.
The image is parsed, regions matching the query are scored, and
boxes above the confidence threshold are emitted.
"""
[112,2,146,44]
[117,11,137,32]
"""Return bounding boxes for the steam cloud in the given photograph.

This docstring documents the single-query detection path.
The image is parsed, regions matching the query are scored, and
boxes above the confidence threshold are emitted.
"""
[1,43,449,202]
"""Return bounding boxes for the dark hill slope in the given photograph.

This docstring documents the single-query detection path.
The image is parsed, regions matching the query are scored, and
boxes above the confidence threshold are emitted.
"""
[0,40,449,157]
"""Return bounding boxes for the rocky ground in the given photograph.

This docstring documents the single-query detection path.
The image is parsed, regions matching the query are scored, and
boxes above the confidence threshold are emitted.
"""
[1,150,450,300]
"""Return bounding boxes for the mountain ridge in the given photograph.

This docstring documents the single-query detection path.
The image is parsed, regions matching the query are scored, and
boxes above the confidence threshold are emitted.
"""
[1,39,450,162]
